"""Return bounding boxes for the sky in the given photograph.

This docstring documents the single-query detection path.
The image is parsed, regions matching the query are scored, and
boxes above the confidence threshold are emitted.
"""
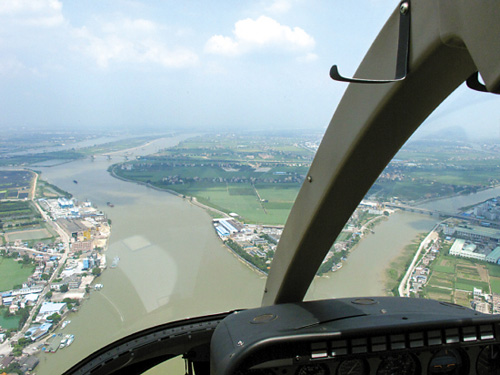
[0,0,498,138]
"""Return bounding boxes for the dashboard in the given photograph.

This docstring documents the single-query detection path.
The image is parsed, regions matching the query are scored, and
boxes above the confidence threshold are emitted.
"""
[210,297,500,375]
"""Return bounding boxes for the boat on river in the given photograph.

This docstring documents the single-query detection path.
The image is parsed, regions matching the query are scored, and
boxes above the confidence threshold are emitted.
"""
[66,334,75,347]
[111,256,119,268]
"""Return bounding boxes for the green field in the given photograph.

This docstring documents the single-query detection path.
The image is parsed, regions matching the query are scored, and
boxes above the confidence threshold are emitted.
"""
[0,257,35,292]
[5,228,52,241]
[490,277,500,294]
[423,253,499,307]
[487,264,500,278]
[428,273,454,288]
[0,200,43,231]
[177,183,299,224]
[455,278,489,293]
[424,286,453,302]
[116,163,302,224]
[109,132,319,224]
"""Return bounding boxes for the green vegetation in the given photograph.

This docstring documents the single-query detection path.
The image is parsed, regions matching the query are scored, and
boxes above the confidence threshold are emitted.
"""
[318,250,347,275]
[489,277,500,294]
[78,136,158,156]
[0,256,35,292]
[47,312,62,324]
[422,251,496,307]
[225,239,269,273]
[0,133,160,167]
[487,263,500,277]
[385,236,423,296]
[455,278,489,293]
[11,337,32,357]
[36,178,72,199]
[0,170,33,199]
[111,132,317,224]
[0,200,43,232]
[367,140,500,203]
[63,298,80,310]
[0,150,85,167]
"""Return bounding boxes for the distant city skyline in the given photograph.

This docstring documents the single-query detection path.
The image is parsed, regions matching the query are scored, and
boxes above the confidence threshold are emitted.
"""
[0,0,498,140]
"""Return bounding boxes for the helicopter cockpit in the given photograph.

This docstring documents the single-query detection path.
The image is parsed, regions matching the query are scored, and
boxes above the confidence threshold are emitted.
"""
[63,0,500,374]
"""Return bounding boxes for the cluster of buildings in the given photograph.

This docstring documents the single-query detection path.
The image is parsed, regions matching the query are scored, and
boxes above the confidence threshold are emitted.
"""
[39,197,107,224]
[40,198,110,252]
[472,288,493,314]
[119,160,306,186]
[159,173,304,186]
[213,201,388,274]
[408,241,440,295]
[0,249,63,315]
[0,302,71,373]
[443,223,500,264]
[470,197,500,221]
[0,353,39,373]
[0,198,111,368]
[213,218,280,262]
[406,236,495,313]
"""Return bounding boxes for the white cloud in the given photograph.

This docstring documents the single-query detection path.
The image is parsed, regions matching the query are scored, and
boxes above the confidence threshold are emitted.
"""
[0,0,64,27]
[204,35,239,56]
[265,0,293,14]
[205,16,315,58]
[75,19,198,69]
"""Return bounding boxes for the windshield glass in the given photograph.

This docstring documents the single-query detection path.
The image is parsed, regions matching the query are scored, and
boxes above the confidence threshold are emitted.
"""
[0,1,499,374]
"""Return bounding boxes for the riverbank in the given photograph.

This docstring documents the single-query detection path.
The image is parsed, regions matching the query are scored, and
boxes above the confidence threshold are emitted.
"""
[222,243,268,276]
[108,165,183,197]
[398,225,440,297]
[109,165,229,218]
[413,183,500,208]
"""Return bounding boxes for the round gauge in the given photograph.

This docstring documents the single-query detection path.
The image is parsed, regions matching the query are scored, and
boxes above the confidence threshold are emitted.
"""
[337,358,369,375]
[428,348,466,375]
[296,363,329,375]
[377,353,418,375]
[477,345,500,375]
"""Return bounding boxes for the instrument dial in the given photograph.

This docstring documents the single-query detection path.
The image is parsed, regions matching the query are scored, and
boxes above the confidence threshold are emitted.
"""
[477,345,500,375]
[337,358,369,375]
[428,348,465,375]
[377,353,418,375]
[296,363,329,375]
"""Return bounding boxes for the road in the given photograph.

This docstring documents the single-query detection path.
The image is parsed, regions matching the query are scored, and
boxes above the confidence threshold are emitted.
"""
[398,224,440,297]
[0,246,62,257]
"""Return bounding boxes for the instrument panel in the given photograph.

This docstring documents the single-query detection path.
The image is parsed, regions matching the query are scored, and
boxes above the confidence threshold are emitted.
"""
[245,345,500,375]
[210,298,500,375]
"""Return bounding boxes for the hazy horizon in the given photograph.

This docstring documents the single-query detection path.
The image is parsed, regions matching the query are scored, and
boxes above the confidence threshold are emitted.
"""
[0,0,498,139]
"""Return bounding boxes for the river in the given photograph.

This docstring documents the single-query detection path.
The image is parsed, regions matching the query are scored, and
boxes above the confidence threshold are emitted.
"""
[419,187,500,213]
[33,135,440,374]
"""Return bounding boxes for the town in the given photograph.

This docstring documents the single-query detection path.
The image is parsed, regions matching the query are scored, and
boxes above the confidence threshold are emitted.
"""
[0,172,111,374]
[212,200,391,276]
[402,197,500,315]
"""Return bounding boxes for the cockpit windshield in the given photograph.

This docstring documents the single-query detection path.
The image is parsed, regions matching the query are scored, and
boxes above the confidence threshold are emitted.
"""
[0,1,499,374]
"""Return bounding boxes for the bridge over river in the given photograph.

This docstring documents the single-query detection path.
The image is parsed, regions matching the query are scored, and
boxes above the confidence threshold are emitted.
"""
[384,203,500,229]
